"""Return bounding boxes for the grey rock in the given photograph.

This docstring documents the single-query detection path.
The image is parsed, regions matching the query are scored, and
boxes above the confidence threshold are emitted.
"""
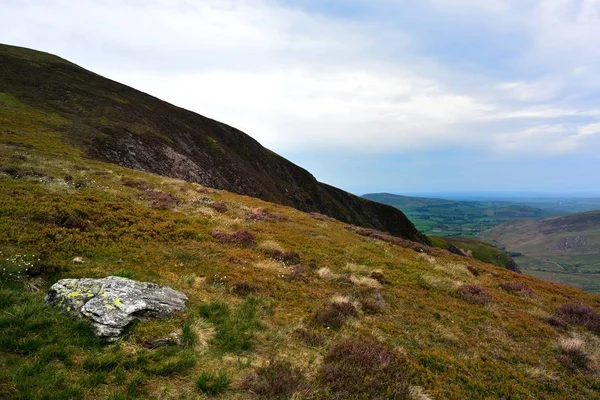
[45,276,188,341]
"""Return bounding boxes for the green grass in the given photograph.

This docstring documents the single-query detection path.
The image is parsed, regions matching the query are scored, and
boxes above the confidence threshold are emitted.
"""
[363,193,554,237]
[430,236,512,269]
[196,371,231,395]
[198,297,267,354]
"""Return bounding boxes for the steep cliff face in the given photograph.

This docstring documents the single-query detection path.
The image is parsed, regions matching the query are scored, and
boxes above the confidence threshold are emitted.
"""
[0,44,427,243]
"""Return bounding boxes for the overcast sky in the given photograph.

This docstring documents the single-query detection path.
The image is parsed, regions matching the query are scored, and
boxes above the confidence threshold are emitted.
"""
[2,0,600,196]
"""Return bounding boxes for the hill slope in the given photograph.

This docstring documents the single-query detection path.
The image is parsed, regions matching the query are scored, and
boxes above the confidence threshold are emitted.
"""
[482,211,600,293]
[2,119,600,399]
[2,44,600,399]
[363,192,551,237]
[0,44,426,243]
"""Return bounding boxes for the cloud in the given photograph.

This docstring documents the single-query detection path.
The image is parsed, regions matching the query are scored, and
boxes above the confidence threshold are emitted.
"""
[1,0,600,192]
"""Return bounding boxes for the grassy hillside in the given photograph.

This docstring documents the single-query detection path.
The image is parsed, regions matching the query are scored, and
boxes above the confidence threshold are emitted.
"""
[363,193,552,237]
[482,211,600,293]
[2,81,600,399]
[430,237,518,272]
[0,43,425,243]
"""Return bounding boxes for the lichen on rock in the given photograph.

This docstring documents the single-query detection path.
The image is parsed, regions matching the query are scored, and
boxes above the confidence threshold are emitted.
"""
[45,276,188,341]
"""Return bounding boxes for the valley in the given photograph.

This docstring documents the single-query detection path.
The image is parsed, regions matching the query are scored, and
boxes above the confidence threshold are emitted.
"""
[481,211,600,293]
[362,193,556,237]
[365,193,600,293]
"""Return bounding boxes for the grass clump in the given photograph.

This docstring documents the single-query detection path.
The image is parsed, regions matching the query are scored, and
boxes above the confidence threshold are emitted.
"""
[294,327,326,347]
[555,303,600,333]
[211,229,255,246]
[466,265,480,277]
[285,264,310,283]
[319,335,410,399]
[208,201,228,213]
[459,284,491,305]
[313,299,358,329]
[196,371,231,395]
[370,270,390,285]
[232,281,258,297]
[242,359,306,399]
[144,190,179,210]
[360,292,387,315]
[557,337,597,373]
[499,281,534,297]
[181,321,198,348]
[198,297,265,353]
[247,208,285,222]
[121,178,151,190]
[263,249,301,265]
[144,350,196,376]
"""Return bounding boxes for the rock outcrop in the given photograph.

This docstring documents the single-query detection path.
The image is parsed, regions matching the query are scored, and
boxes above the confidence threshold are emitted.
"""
[45,276,187,340]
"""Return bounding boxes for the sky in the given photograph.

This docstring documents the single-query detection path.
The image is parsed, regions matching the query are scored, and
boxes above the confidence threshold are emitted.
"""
[2,0,600,196]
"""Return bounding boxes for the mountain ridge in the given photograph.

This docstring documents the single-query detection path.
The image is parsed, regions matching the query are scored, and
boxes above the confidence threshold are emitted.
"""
[0,43,427,244]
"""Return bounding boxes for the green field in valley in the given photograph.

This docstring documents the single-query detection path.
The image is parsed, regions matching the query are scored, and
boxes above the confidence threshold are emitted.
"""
[362,193,554,237]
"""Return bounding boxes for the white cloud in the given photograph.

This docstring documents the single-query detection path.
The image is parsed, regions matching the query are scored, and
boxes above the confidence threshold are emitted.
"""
[1,0,600,159]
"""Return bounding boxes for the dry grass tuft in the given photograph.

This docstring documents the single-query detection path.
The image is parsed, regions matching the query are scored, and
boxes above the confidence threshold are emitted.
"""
[317,267,339,281]
[434,262,472,281]
[190,320,216,351]
[258,240,285,253]
[343,262,369,274]
[557,337,598,373]
[254,259,285,271]
[417,253,437,264]
[409,386,434,400]
[349,275,382,289]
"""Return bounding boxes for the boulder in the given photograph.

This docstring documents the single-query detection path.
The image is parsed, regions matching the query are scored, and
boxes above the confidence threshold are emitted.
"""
[45,276,188,341]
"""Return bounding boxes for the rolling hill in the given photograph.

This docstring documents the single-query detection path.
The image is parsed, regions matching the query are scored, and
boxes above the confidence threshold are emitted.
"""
[1,44,600,399]
[0,44,425,244]
[482,211,600,293]
[363,192,553,237]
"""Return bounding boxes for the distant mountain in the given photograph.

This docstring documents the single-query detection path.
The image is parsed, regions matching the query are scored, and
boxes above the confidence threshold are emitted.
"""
[363,192,552,237]
[482,211,600,293]
[0,44,426,243]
